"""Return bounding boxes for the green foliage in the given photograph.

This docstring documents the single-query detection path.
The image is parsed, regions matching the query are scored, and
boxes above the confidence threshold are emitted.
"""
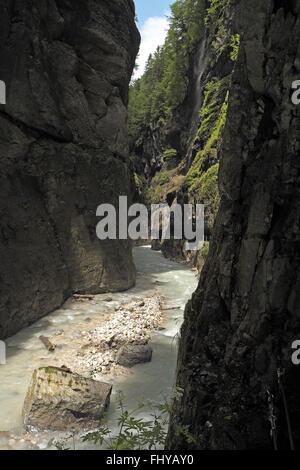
[230,33,240,61]
[205,0,233,36]
[163,148,178,169]
[199,241,210,262]
[173,424,198,446]
[134,172,147,201]
[152,169,176,187]
[185,87,228,194]
[82,392,170,450]
[206,0,225,23]
[176,0,236,201]
[129,0,239,239]
[197,77,229,147]
[205,0,237,70]
[128,47,167,145]
[198,163,219,202]
[204,90,228,151]
[148,168,178,203]
[49,427,77,451]
[163,148,177,160]
[49,393,172,451]
[128,0,206,146]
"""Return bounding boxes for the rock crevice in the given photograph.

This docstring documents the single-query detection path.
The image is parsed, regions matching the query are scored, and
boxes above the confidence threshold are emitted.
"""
[0,0,140,338]
[167,0,300,450]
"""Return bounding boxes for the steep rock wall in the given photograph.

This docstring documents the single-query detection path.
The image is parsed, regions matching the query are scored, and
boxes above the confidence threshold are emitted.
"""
[168,0,300,450]
[0,0,140,338]
[130,1,237,270]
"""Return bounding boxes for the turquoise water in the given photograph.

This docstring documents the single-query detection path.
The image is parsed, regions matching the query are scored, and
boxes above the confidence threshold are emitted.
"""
[0,246,197,449]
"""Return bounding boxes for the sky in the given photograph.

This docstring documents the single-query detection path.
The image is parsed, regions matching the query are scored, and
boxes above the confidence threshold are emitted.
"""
[133,0,173,79]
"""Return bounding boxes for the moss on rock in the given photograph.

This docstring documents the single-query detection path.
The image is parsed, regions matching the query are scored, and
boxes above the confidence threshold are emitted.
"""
[23,367,112,431]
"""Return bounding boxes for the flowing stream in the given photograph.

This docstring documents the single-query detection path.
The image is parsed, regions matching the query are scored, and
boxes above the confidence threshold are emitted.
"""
[0,246,197,450]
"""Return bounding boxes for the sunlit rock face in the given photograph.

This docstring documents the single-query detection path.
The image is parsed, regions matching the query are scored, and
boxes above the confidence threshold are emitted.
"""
[0,0,140,338]
[130,3,237,268]
[23,367,112,431]
[168,0,300,450]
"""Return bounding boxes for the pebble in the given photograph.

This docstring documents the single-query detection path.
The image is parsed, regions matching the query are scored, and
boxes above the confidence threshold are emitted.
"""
[54,330,64,336]
[73,295,164,374]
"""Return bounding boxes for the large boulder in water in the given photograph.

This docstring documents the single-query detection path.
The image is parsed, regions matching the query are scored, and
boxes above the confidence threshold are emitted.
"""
[22,367,112,431]
[116,343,153,368]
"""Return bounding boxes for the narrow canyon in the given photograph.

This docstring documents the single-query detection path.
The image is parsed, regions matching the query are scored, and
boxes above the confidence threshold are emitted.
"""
[0,0,299,452]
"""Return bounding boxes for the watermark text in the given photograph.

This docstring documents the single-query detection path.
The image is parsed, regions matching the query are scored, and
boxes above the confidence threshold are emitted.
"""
[291,340,300,365]
[0,80,6,105]
[96,197,204,251]
[0,340,6,365]
[291,80,300,105]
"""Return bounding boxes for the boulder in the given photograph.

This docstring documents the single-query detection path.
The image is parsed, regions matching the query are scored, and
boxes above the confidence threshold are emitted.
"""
[151,240,162,251]
[23,367,112,431]
[116,343,153,368]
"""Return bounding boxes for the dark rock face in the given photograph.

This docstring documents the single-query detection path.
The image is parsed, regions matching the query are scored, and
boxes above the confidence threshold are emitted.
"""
[168,0,300,450]
[0,0,140,338]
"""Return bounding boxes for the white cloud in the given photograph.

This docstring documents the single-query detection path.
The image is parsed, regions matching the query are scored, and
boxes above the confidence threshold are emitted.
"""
[133,15,170,80]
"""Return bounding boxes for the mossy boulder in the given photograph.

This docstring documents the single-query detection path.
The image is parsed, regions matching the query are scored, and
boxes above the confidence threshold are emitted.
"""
[23,367,112,431]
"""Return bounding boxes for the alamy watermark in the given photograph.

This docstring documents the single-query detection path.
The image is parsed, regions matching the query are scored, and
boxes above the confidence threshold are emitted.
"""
[291,340,300,365]
[96,197,204,251]
[0,80,6,105]
[0,340,6,365]
[291,80,300,105]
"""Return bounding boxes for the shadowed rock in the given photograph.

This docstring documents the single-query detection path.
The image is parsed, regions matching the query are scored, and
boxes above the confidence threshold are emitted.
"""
[167,0,300,450]
[116,343,153,368]
[0,0,140,338]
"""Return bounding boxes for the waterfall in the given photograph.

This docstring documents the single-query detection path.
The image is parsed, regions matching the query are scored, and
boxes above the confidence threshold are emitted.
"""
[191,31,207,128]
[186,31,208,166]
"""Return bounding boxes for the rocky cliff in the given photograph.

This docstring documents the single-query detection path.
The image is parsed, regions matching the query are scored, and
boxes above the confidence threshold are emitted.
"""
[129,0,238,270]
[0,0,140,338]
[167,0,300,450]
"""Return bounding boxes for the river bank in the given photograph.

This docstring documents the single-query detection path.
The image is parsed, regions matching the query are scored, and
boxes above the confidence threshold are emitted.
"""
[42,293,165,381]
[0,246,198,450]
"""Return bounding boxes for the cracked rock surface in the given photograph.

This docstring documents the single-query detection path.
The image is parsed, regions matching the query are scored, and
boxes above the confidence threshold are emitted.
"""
[0,0,140,338]
[167,0,300,450]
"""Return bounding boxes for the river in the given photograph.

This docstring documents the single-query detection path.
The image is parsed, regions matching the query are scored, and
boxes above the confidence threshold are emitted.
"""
[0,246,198,450]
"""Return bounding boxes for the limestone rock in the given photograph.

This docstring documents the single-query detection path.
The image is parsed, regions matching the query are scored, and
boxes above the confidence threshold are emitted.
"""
[23,367,112,431]
[116,343,153,368]
[0,0,140,338]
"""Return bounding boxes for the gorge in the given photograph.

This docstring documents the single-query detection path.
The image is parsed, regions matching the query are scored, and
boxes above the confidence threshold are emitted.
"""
[0,0,300,452]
